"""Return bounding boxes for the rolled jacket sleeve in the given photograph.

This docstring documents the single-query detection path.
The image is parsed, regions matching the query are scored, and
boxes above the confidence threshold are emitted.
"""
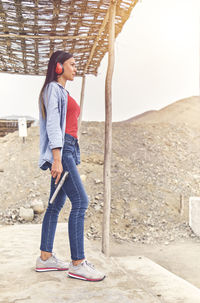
[44,82,63,150]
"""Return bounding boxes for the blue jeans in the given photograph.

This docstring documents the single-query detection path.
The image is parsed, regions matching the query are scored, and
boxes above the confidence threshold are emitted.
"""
[40,133,89,260]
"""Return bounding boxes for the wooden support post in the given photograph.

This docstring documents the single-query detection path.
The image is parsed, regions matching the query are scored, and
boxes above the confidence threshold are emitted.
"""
[102,1,116,257]
[78,75,86,139]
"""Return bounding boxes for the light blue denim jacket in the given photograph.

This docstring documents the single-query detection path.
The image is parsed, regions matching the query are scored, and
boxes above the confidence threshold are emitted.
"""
[39,81,68,170]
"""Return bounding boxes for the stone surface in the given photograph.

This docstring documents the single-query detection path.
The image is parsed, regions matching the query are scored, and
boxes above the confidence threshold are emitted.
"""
[19,207,34,222]
[189,197,200,236]
[116,256,200,303]
[1,223,200,303]
[31,199,44,214]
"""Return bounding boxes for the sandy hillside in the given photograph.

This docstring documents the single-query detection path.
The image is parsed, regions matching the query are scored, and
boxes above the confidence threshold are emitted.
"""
[123,96,200,128]
[0,96,200,245]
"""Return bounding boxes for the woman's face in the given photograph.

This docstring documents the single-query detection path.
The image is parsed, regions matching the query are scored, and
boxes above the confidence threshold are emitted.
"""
[62,57,77,81]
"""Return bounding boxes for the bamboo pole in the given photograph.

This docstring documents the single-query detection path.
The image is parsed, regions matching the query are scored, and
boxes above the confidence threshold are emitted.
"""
[0,33,95,40]
[83,9,110,74]
[78,75,86,139]
[102,0,116,257]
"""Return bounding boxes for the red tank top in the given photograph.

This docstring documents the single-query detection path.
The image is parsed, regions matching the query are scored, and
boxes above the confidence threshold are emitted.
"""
[65,94,80,138]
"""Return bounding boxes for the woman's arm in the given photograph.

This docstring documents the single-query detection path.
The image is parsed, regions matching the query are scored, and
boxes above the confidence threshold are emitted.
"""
[51,148,63,184]
[44,82,63,150]
[43,82,63,183]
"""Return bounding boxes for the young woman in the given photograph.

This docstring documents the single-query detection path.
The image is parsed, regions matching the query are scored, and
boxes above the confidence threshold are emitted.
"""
[36,50,105,282]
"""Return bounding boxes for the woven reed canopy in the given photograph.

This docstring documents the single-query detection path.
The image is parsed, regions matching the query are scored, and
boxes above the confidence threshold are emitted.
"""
[0,0,138,76]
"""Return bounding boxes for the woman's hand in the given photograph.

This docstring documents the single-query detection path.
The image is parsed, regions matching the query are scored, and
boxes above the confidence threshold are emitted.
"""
[51,148,63,185]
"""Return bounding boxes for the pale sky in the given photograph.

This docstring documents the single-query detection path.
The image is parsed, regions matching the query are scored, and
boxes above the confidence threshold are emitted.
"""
[0,0,199,122]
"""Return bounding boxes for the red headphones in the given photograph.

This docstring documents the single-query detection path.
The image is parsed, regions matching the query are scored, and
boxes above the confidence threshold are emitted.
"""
[55,62,64,75]
[55,52,73,75]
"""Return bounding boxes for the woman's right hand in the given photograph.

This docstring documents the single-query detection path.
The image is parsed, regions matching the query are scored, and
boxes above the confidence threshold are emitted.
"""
[51,149,63,185]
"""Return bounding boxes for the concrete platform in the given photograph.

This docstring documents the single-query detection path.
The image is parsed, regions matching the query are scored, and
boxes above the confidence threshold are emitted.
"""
[0,223,200,303]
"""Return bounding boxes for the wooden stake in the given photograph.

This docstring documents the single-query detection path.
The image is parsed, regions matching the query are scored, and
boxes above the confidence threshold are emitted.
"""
[179,194,184,215]
[78,75,86,139]
[102,1,116,257]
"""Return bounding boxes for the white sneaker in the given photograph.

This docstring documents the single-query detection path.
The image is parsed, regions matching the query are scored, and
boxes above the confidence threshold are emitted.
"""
[35,253,69,272]
[68,260,105,282]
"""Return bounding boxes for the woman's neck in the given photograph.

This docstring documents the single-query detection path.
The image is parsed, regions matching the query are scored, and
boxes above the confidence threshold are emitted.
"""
[57,77,67,88]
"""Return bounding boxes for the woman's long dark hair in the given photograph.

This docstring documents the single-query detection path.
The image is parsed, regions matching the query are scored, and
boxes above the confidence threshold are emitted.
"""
[39,50,73,119]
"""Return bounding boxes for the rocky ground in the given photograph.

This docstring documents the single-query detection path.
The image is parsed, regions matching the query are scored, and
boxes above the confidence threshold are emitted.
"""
[0,96,200,245]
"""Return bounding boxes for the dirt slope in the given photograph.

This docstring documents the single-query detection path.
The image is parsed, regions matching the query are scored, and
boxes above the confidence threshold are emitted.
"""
[131,96,200,127]
[0,96,199,245]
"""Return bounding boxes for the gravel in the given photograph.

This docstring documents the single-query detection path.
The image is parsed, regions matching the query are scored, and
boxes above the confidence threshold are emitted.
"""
[0,98,200,245]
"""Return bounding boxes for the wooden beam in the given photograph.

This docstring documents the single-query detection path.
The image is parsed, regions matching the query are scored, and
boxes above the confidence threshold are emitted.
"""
[0,33,95,40]
[62,1,77,50]
[83,8,110,74]
[102,0,116,257]
[49,0,61,55]
[0,0,15,71]
[14,0,27,74]
[33,0,39,74]
[78,75,86,139]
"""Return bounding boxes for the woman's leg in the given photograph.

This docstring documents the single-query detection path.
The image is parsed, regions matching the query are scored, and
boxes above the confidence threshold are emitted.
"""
[40,177,67,254]
[61,152,89,262]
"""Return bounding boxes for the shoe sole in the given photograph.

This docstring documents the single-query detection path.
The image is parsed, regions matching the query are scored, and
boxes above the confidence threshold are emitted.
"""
[68,272,105,282]
[35,267,69,272]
